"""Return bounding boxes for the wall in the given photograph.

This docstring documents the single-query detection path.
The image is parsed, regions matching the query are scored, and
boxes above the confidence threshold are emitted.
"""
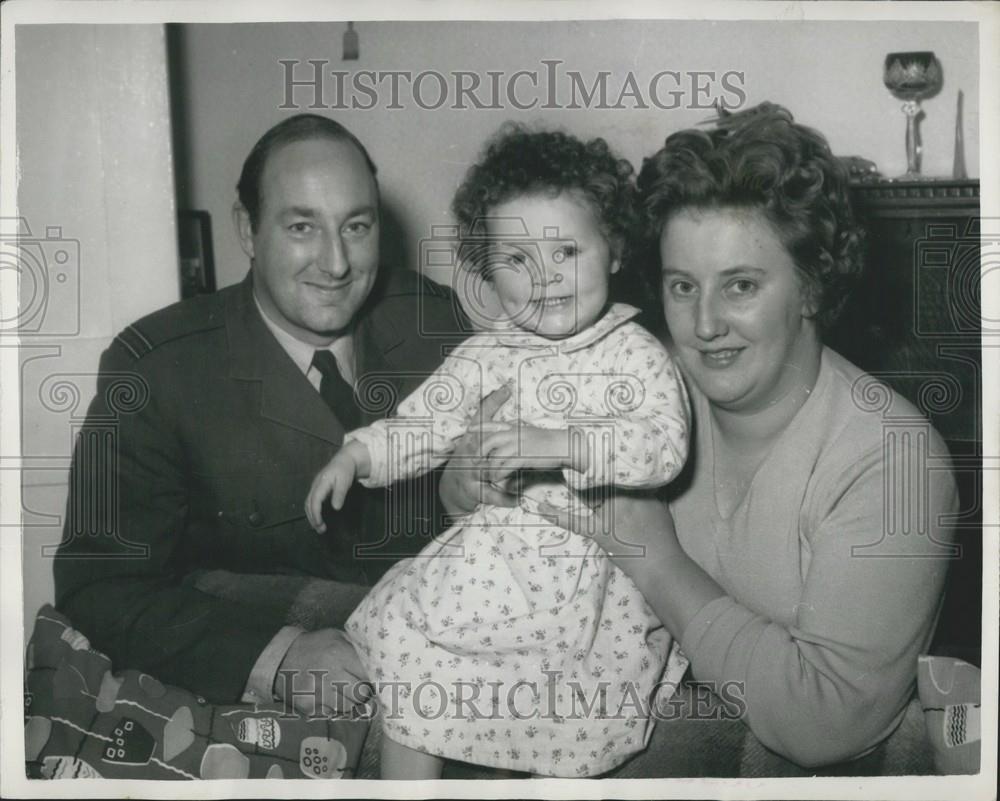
[172,19,980,289]
[16,25,181,635]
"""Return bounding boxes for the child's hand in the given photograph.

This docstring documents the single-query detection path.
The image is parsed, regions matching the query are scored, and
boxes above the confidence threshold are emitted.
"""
[306,452,356,532]
[306,441,371,533]
[479,424,570,487]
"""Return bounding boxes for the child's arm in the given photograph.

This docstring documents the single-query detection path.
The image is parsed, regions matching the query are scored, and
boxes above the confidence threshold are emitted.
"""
[477,423,573,485]
[305,439,372,533]
[346,345,488,489]
[565,326,689,490]
[479,327,689,491]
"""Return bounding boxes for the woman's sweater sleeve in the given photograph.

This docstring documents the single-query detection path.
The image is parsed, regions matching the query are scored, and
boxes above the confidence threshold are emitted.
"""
[679,443,959,767]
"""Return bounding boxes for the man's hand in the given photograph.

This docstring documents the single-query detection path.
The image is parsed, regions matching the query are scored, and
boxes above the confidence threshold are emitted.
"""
[439,385,519,516]
[274,628,371,717]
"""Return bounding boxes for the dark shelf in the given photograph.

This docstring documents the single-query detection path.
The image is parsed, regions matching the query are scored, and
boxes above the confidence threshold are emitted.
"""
[850,178,980,217]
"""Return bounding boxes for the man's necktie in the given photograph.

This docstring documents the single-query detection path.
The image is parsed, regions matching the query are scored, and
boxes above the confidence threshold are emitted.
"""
[311,349,366,583]
[311,349,361,430]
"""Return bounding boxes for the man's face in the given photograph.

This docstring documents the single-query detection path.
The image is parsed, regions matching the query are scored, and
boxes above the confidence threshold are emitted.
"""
[236,136,380,345]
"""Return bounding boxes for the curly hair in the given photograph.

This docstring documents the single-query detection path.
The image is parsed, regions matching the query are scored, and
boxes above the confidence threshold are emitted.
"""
[637,102,864,332]
[451,124,638,266]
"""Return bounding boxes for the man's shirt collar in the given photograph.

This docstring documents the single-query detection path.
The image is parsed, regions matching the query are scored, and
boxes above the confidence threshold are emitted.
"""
[253,293,355,382]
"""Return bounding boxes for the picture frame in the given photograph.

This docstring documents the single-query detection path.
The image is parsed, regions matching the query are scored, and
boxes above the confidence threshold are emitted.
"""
[177,209,216,298]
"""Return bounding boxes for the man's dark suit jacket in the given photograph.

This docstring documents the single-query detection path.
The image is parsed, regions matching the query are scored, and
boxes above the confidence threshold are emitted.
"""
[54,268,466,703]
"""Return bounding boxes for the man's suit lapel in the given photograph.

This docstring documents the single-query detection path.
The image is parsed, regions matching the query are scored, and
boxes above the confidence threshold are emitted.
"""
[355,304,405,423]
[225,274,343,445]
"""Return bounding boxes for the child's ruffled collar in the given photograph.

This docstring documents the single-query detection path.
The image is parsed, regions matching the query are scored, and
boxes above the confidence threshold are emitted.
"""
[492,303,641,353]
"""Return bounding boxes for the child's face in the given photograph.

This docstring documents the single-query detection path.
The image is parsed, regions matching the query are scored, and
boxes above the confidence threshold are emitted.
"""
[483,192,620,339]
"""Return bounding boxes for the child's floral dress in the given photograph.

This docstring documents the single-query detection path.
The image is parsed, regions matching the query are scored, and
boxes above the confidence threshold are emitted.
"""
[345,304,690,776]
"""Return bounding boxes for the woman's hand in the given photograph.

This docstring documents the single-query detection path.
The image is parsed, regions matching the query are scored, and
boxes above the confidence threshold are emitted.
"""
[539,489,725,640]
[438,385,520,517]
[538,489,679,575]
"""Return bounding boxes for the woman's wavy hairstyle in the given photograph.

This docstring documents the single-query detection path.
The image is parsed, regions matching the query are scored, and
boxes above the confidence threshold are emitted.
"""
[452,123,638,267]
[637,102,864,332]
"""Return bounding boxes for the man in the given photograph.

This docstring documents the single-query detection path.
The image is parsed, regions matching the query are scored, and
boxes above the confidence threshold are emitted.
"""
[54,114,465,715]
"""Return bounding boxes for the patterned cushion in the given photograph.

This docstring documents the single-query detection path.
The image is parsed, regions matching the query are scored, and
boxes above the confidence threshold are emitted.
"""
[917,655,981,775]
[24,605,370,780]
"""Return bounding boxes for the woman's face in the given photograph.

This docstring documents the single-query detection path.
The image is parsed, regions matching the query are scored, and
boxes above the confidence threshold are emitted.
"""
[659,207,820,413]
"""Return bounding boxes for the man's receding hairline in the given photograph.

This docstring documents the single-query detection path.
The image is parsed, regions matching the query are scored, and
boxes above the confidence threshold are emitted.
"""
[255,134,380,215]
[260,133,374,178]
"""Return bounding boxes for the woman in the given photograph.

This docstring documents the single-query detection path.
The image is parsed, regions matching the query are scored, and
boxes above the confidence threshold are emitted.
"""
[440,102,958,771]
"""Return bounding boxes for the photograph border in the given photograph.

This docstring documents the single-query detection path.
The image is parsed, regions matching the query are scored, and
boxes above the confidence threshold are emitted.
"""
[1,1,996,799]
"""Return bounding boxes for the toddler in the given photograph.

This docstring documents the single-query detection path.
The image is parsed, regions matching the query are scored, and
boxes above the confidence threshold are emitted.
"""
[306,126,689,778]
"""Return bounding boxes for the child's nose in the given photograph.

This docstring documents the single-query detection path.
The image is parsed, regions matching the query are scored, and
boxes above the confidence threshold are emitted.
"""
[535,271,563,290]
[542,256,566,283]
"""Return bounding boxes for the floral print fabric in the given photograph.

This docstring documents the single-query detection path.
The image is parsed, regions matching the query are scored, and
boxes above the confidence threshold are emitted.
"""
[345,304,690,776]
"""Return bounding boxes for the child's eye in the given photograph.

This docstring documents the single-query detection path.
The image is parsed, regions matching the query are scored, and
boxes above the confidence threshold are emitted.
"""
[554,244,577,263]
[500,250,528,267]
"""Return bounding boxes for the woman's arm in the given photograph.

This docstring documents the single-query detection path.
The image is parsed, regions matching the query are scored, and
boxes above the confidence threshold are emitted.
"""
[540,491,724,648]
[546,447,959,768]
[697,445,958,767]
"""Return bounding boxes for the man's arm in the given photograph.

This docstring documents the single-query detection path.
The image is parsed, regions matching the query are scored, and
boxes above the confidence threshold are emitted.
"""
[53,338,290,703]
[241,625,304,703]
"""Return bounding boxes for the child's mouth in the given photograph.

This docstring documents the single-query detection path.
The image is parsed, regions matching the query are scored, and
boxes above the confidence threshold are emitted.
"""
[535,296,572,309]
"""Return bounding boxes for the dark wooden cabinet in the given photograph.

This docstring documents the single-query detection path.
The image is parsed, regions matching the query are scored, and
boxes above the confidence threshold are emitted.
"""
[836,178,982,664]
